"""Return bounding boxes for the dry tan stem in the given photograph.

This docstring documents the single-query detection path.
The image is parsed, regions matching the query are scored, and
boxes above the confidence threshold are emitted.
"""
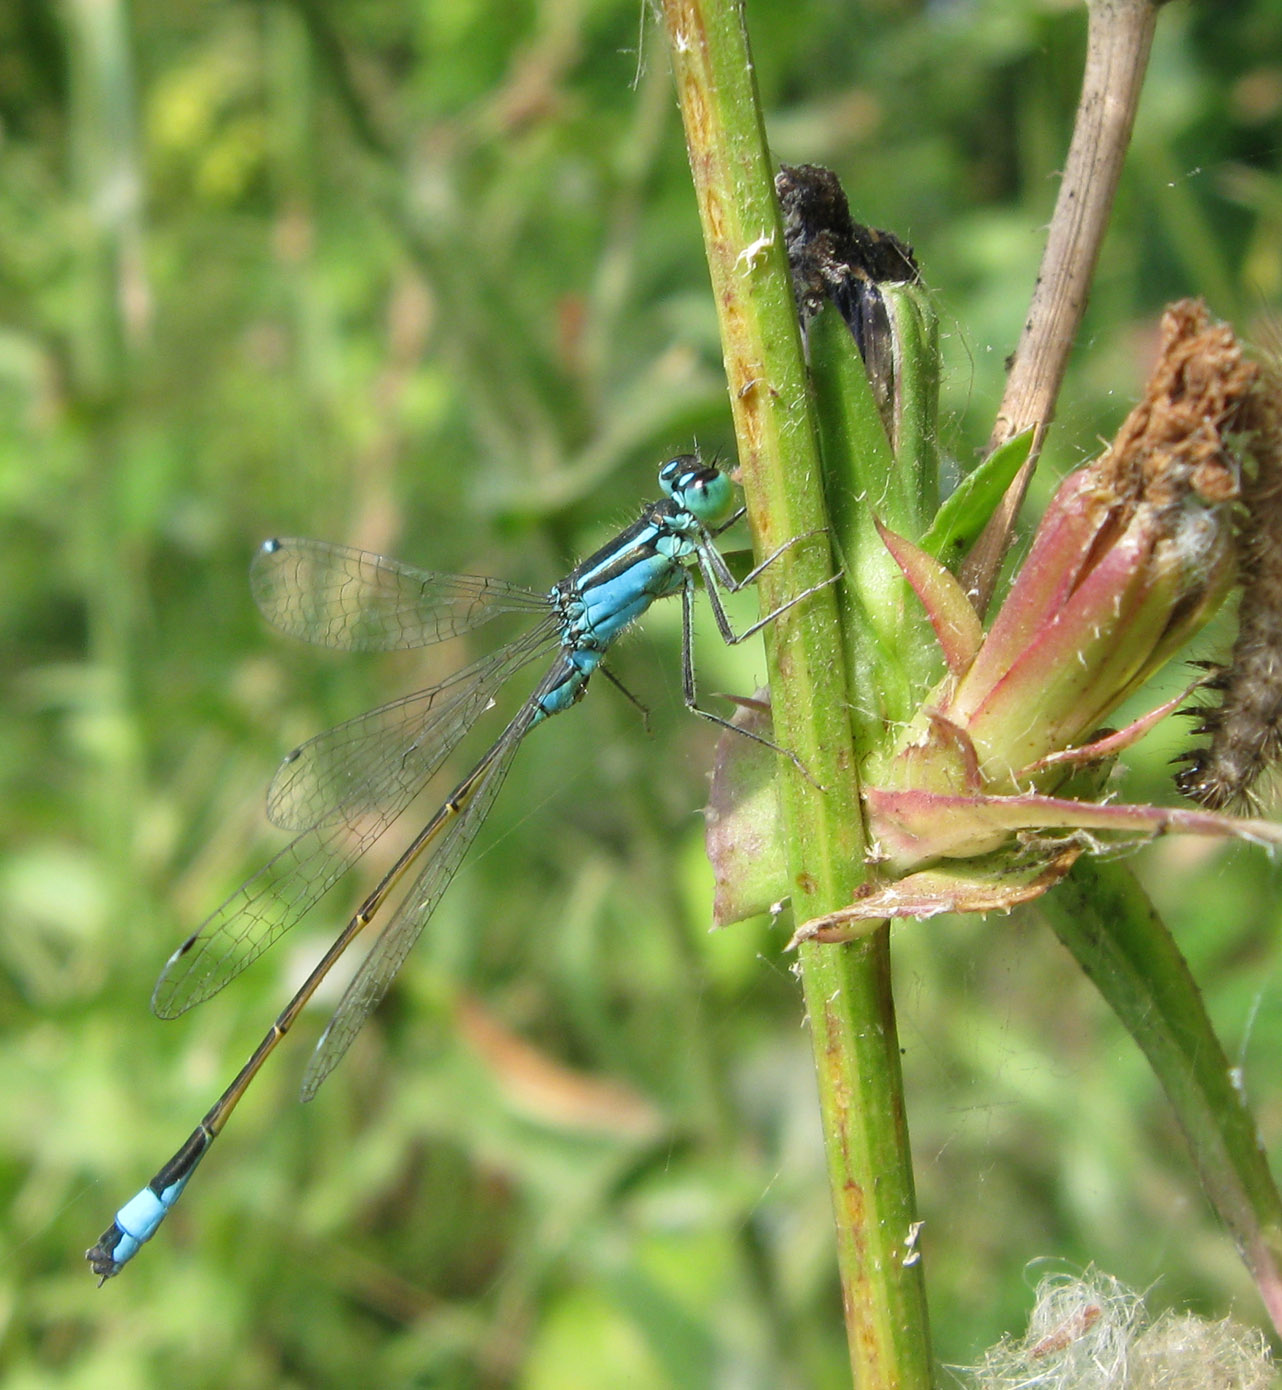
[962,0,1171,614]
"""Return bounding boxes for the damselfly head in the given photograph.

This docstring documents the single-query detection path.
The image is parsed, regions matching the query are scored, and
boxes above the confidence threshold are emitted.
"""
[657,453,700,495]
[657,454,735,526]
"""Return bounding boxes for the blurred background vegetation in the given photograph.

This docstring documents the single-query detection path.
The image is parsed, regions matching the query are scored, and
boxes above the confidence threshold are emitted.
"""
[3,0,1282,1385]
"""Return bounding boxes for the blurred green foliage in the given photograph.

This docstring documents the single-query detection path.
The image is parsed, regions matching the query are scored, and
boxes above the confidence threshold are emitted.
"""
[3,0,1282,1385]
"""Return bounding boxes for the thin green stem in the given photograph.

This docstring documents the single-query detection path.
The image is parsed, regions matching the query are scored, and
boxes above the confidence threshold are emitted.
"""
[657,1,932,1382]
[1041,858,1282,1337]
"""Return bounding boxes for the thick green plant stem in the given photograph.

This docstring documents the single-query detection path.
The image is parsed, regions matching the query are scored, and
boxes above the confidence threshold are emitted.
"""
[1042,857,1282,1336]
[657,0,932,1382]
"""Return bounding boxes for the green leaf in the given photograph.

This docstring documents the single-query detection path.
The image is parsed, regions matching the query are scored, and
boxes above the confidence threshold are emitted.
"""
[1042,859,1282,1315]
[921,427,1036,570]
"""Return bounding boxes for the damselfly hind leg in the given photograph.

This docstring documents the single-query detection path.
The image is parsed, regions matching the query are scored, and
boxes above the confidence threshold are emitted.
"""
[675,559,840,788]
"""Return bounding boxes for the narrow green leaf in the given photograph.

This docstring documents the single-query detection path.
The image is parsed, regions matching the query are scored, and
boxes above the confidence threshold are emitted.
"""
[921,427,1036,569]
[1041,858,1282,1323]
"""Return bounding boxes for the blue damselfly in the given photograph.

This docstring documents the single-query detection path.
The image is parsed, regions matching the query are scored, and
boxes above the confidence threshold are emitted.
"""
[88,453,824,1280]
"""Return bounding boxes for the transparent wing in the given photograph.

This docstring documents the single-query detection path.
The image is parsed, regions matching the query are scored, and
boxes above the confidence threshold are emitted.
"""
[265,685,473,834]
[151,624,558,1019]
[250,538,549,652]
[264,622,556,831]
[154,817,393,1020]
[298,701,538,1101]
